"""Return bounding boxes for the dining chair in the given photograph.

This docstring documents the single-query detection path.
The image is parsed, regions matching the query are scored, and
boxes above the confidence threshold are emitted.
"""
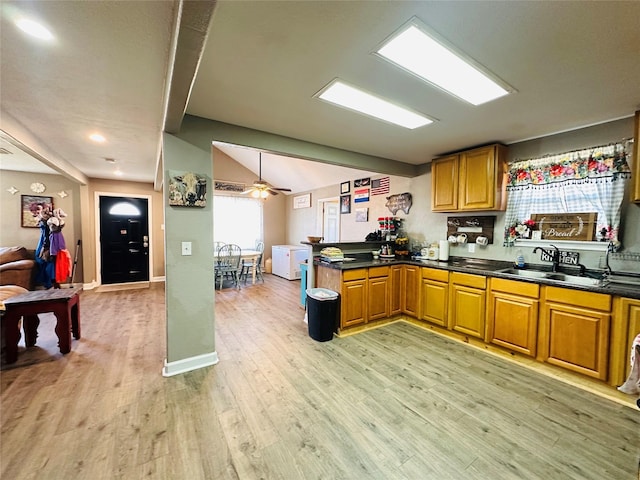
[215,243,242,289]
[240,241,264,284]
[214,241,226,254]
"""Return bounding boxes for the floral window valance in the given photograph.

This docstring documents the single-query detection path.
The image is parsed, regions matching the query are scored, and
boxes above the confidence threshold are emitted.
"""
[506,145,631,189]
[504,143,631,247]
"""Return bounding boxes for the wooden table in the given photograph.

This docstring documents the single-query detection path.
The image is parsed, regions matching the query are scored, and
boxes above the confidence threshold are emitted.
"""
[1,287,82,364]
[214,249,261,284]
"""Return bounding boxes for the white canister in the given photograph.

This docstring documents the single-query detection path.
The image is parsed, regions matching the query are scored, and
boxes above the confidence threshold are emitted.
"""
[427,244,439,260]
[438,240,450,261]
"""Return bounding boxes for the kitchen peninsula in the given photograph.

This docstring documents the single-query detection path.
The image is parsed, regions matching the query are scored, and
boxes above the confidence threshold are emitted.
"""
[305,241,640,397]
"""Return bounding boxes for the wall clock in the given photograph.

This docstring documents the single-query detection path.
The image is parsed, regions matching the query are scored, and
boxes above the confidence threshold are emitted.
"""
[30,182,46,193]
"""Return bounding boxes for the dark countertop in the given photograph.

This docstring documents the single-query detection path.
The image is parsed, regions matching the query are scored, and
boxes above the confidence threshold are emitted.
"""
[313,255,640,300]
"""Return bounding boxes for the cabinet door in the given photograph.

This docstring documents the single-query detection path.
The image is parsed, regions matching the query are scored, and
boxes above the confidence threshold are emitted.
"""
[611,297,640,386]
[541,301,610,380]
[431,155,458,211]
[341,279,367,328]
[368,276,389,321]
[449,284,486,339]
[389,265,402,315]
[459,145,499,210]
[401,265,420,317]
[421,279,448,327]
[488,291,539,356]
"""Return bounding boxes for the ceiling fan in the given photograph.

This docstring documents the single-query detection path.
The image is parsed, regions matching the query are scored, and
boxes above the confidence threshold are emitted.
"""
[243,152,292,198]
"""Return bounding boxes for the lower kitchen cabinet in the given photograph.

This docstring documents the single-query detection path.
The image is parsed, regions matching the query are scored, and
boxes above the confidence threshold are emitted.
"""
[610,296,640,386]
[487,278,539,356]
[420,267,449,327]
[389,265,402,316]
[368,266,389,321]
[402,264,421,317]
[342,268,367,328]
[540,286,611,380]
[449,272,487,339]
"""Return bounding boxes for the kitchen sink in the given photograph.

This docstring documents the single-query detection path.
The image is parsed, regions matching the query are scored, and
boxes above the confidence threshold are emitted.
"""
[496,268,604,286]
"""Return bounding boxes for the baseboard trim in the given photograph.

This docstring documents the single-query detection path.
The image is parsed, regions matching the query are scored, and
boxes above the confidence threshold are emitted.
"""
[162,351,219,377]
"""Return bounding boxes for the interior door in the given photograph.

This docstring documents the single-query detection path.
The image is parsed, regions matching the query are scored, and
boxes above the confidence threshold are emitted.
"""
[322,200,340,242]
[99,196,149,284]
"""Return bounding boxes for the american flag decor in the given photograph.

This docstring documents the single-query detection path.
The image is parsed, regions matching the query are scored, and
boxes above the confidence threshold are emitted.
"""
[371,177,390,195]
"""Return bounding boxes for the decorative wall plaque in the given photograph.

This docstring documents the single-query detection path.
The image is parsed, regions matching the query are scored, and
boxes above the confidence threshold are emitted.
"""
[531,212,597,241]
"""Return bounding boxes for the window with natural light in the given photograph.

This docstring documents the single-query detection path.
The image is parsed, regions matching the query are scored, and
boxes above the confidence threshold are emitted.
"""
[316,79,433,129]
[214,195,263,249]
[376,21,510,106]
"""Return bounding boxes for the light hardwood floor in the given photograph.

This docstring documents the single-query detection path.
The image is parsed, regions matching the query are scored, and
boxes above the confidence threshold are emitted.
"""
[1,275,638,479]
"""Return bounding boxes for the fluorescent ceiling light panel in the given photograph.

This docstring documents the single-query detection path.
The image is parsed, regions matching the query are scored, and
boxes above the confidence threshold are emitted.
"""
[377,24,510,105]
[317,80,432,129]
[15,18,54,41]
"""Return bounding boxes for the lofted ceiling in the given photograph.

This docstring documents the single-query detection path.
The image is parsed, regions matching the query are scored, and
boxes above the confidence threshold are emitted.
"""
[1,1,639,194]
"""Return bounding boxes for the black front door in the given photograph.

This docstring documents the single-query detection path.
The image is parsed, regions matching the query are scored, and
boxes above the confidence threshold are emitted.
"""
[99,196,149,284]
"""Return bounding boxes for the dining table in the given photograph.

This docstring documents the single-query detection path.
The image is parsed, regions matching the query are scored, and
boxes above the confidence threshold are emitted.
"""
[214,249,262,285]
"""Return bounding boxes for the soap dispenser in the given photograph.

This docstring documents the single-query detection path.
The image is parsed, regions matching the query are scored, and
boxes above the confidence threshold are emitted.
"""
[515,249,526,269]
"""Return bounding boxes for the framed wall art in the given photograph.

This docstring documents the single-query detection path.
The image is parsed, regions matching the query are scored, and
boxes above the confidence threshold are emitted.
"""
[293,193,311,209]
[340,181,350,194]
[168,171,207,207]
[340,194,351,214]
[21,195,53,228]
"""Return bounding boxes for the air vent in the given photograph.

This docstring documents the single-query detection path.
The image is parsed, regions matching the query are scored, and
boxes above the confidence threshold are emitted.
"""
[0,148,13,154]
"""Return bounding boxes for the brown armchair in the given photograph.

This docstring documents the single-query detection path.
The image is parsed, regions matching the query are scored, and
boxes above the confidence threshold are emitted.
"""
[0,247,36,290]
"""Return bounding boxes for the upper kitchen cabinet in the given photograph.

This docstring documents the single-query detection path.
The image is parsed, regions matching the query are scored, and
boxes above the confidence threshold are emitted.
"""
[431,144,507,212]
[633,111,640,203]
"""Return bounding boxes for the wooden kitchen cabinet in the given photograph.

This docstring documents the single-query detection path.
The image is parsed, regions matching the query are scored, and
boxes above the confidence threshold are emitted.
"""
[448,272,487,339]
[539,286,611,380]
[341,268,367,328]
[487,278,539,356]
[431,143,507,212]
[368,266,389,321]
[389,265,402,316]
[431,155,458,211]
[420,267,449,327]
[401,264,421,317]
[610,296,640,386]
[633,110,640,202]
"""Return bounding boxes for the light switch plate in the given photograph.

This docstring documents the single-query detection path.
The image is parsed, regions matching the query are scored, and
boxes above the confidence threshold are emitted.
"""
[181,241,192,256]
[468,243,476,253]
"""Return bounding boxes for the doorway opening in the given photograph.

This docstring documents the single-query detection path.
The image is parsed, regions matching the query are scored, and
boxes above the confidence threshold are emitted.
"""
[97,194,150,285]
[317,197,340,243]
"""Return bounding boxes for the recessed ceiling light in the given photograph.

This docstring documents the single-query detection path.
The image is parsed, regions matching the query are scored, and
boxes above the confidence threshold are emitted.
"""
[376,20,512,106]
[90,133,106,143]
[315,79,433,129]
[15,18,54,41]
[114,169,123,177]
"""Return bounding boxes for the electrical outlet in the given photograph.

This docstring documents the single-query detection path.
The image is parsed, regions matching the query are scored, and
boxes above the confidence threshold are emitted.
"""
[181,241,192,256]
[468,243,476,253]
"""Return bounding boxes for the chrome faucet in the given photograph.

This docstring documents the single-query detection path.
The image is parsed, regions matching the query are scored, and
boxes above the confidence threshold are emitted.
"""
[532,244,561,272]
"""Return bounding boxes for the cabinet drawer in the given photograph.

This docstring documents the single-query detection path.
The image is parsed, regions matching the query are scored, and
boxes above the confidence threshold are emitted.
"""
[343,268,367,281]
[544,286,611,311]
[422,267,449,283]
[491,277,539,298]
[450,271,486,289]
[369,266,389,278]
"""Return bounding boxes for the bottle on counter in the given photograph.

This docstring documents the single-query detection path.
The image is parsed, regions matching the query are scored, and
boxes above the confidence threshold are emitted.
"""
[515,249,526,268]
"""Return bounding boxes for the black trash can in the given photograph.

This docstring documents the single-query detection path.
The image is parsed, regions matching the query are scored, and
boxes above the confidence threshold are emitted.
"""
[306,288,340,342]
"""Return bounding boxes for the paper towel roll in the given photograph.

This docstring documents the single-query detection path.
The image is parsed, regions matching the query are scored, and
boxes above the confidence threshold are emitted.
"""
[438,240,450,261]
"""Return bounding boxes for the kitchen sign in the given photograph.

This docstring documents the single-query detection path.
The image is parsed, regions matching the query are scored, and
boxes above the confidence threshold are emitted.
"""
[530,212,597,241]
